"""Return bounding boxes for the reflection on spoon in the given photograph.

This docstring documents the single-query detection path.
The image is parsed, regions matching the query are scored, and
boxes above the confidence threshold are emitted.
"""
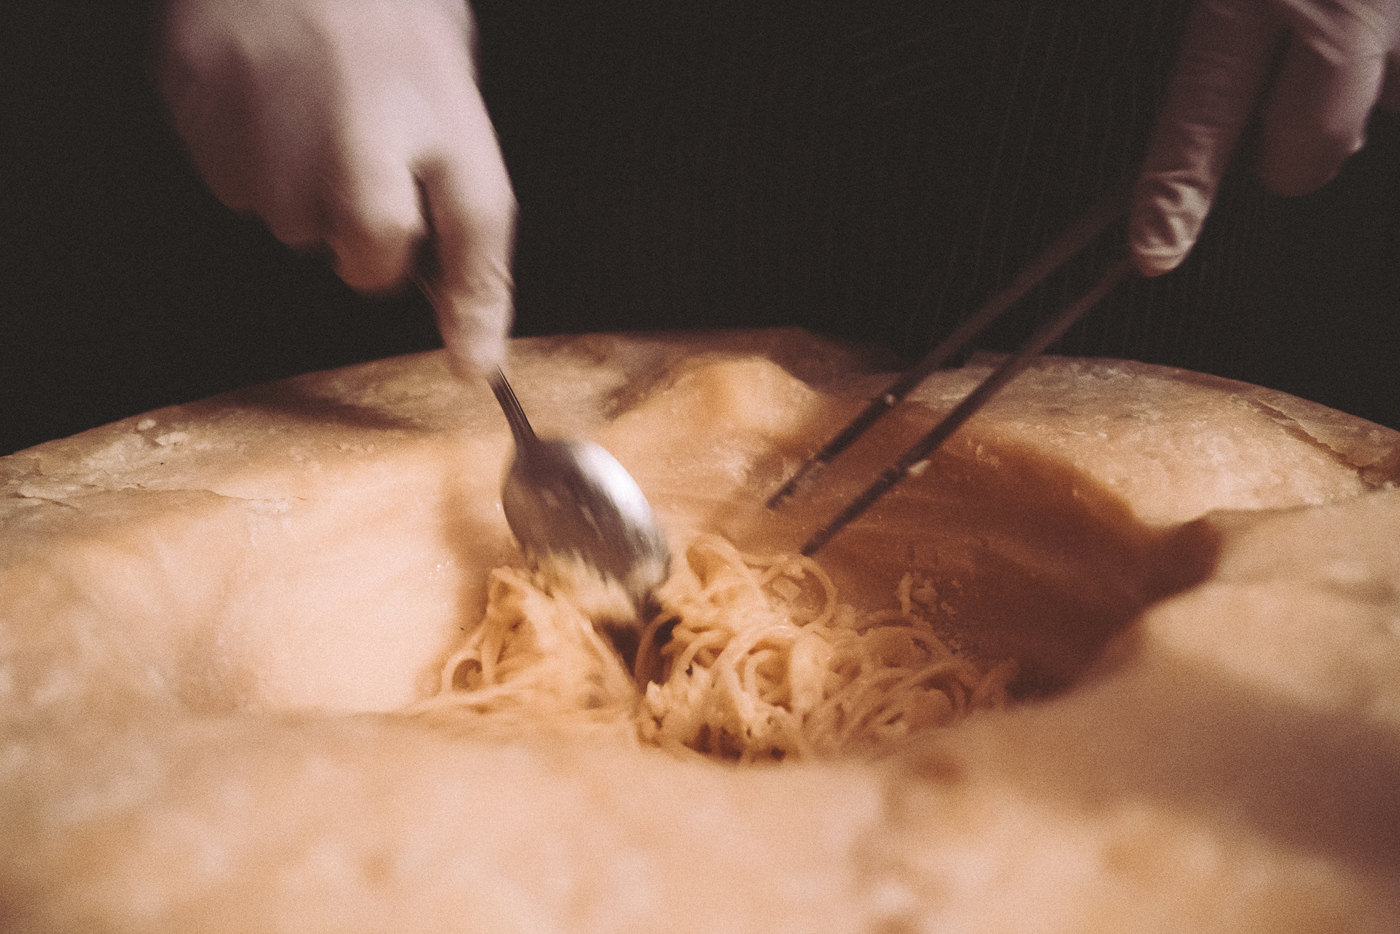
[489,368,671,607]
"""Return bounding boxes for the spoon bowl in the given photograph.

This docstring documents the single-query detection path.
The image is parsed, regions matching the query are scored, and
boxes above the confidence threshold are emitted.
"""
[490,369,670,604]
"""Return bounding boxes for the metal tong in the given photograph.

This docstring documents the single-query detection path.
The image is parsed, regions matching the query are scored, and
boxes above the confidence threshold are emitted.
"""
[768,188,1135,556]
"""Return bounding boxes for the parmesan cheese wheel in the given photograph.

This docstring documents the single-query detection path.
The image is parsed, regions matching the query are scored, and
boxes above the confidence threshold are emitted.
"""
[2,328,1398,933]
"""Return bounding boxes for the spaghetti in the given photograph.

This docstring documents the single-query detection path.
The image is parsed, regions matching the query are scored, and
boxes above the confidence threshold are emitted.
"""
[415,534,1015,761]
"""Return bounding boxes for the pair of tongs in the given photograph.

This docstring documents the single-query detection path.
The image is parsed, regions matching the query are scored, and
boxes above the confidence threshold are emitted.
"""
[768,188,1135,556]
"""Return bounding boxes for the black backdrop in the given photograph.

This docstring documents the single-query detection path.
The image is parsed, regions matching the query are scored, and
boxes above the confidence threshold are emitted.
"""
[4,1,1397,455]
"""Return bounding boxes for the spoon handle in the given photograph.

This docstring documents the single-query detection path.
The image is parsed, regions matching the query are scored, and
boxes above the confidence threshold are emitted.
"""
[488,368,537,447]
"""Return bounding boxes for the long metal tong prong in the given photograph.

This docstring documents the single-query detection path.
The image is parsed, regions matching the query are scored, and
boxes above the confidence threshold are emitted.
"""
[798,255,1134,557]
[766,187,1130,510]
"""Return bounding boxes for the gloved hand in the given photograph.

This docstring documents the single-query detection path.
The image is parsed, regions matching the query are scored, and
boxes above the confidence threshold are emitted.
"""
[158,0,515,374]
[1131,0,1400,276]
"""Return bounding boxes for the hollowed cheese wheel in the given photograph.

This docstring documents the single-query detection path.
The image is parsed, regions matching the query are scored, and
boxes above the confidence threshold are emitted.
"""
[2,328,1398,933]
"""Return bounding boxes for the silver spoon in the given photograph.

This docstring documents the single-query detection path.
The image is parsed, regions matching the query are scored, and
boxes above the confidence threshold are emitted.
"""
[488,368,670,605]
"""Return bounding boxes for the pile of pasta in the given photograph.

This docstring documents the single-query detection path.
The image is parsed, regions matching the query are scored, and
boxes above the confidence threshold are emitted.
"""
[415,534,1015,762]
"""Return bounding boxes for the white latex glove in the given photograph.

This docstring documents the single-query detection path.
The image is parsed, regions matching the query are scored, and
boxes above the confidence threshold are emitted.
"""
[1131,0,1400,276]
[158,0,516,374]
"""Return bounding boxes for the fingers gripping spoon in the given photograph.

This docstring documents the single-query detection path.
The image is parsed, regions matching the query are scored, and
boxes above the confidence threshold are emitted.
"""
[413,258,665,657]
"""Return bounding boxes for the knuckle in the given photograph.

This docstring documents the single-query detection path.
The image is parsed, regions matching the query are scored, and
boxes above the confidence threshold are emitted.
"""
[266,210,320,251]
[327,196,424,291]
[1258,125,1362,196]
[333,242,416,292]
[344,205,421,257]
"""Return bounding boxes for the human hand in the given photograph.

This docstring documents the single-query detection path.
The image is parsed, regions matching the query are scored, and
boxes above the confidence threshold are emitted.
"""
[1130,0,1400,276]
[158,0,515,374]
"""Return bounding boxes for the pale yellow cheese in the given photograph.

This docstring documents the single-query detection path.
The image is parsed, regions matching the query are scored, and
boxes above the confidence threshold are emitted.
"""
[1,328,1398,932]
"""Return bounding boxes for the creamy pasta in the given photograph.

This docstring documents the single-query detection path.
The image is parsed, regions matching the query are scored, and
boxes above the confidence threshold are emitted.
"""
[415,534,1015,761]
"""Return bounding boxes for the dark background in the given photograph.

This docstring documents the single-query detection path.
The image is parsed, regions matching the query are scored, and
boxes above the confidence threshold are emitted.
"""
[4,1,1397,456]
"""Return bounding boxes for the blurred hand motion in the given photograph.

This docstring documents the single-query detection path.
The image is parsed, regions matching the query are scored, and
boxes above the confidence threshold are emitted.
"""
[1131,0,1400,276]
[158,0,516,374]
